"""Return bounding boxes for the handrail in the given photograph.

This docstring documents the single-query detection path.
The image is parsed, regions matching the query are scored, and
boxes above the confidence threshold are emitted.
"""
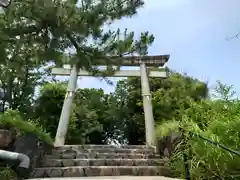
[195,134,240,156]
[181,129,240,180]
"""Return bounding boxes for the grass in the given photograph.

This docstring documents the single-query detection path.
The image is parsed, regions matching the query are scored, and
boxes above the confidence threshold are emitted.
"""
[156,120,180,137]
[155,101,240,179]
[0,109,53,144]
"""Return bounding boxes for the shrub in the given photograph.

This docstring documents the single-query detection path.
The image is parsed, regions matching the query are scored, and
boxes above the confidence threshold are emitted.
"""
[0,109,53,144]
[157,100,240,179]
[0,167,17,180]
[156,120,180,137]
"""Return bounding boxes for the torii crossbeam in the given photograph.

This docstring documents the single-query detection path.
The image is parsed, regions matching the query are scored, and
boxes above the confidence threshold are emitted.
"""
[52,55,170,146]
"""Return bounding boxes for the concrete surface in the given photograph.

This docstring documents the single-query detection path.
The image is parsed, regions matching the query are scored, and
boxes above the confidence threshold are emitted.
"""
[27,176,181,180]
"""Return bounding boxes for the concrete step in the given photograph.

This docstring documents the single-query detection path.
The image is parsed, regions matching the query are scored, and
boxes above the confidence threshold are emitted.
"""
[45,153,161,160]
[27,176,182,180]
[55,145,152,149]
[31,166,171,178]
[52,147,154,155]
[40,159,167,167]
[49,149,155,160]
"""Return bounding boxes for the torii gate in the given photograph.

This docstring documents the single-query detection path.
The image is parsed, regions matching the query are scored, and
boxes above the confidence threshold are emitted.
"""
[52,55,169,146]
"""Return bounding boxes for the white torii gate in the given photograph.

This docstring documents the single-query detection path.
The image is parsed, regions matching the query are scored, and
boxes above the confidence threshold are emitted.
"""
[52,55,169,146]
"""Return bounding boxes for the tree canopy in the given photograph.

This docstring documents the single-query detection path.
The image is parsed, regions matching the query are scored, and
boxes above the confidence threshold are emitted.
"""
[0,0,154,71]
[0,0,155,118]
[32,71,208,145]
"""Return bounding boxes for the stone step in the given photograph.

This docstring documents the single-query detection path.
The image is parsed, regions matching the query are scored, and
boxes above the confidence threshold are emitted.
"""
[51,147,154,156]
[55,145,152,149]
[31,166,171,178]
[40,159,167,167]
[45,153,161,160]
[27,177,182,180]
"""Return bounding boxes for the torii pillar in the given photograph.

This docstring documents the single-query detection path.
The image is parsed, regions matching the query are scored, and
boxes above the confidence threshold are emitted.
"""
[53,55,169,146]
[140,62,155,146]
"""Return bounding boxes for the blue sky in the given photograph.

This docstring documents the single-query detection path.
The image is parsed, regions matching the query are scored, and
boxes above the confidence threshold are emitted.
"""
[62,0,240,95]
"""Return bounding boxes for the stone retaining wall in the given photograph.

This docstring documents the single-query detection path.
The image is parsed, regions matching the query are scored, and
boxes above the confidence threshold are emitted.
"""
[156,132,183,158]
[0,128,52,179]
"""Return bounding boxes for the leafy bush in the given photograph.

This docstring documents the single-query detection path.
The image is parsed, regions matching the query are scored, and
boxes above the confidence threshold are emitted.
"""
[156,120,180,137]
[157,99,240,180]
[0,167,17,180]
[33,83,122,145]
[32,82,66,139]
[0,109,52,144]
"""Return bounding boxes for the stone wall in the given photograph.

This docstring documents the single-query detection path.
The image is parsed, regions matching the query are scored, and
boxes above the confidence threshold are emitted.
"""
[0,128,52,179]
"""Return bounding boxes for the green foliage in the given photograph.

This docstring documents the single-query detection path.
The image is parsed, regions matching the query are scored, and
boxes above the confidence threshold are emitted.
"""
[32,82,66,138]
[68,88,112,144]
[113,72,208,144]
[157,82,240,179]
[0,109,52,144]
[0,167,17,180]
[29,69,240,179]
[32,71,209,146]
[156,120,180,137]
[0,0,155,76]
[33,82,120,144]
[33,71,208,145]
[213,80,236,100]
[5,1,239,179]
[0,0,156,131]
[153,72,208,121]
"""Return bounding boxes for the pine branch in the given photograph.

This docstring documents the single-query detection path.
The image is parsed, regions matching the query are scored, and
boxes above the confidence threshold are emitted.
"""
[2,24,44,37]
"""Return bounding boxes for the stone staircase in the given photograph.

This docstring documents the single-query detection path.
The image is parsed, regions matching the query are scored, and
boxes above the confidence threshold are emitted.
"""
[30,145,174,178]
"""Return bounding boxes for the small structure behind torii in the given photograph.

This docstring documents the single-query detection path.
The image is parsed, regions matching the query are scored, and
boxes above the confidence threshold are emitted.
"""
[52,55,170,146]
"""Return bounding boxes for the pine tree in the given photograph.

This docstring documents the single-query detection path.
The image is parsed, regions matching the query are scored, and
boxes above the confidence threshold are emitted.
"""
[0,0,154,74]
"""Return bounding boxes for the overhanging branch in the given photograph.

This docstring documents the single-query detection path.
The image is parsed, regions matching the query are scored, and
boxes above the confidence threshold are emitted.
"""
[1,24,44,38]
